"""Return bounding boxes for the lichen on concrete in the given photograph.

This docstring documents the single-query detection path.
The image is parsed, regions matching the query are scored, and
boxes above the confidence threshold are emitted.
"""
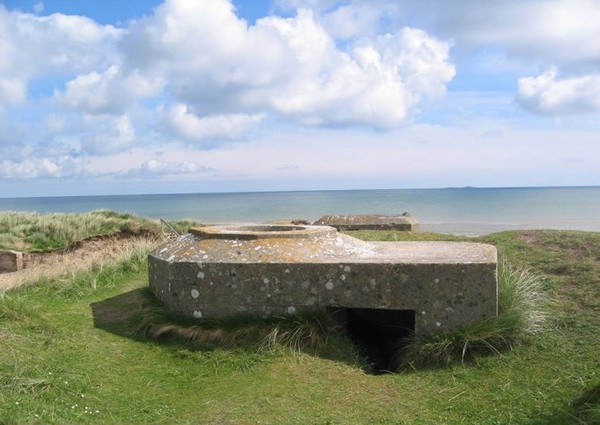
[148,224,497,335]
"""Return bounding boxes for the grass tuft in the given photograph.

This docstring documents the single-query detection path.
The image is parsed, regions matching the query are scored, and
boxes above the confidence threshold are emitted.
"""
[0,293,55,337]
[135,307,337,353]
[260,314,331,352]
[0,295,33,324]
[17,237,157,299]
[497,258,547,335]
[398,260,547,368]
[575,385,600,425]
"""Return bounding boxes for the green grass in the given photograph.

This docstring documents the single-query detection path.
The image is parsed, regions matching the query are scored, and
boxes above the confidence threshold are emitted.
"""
[1,223,599,424]
[134,306,360,360]
[0,210,201,252]
[345,229,467,242]
[399,260,547,368]
[0,210,161,252]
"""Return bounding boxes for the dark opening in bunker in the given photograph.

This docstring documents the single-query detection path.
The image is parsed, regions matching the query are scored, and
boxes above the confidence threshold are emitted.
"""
[335,308,415,374]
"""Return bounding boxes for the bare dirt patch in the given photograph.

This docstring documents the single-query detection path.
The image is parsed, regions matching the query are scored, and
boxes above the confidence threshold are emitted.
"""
[516,231,540,246]
[0,233,160,292]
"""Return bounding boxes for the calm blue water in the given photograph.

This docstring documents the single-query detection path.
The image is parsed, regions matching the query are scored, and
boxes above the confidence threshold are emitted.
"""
[1,187,599,235]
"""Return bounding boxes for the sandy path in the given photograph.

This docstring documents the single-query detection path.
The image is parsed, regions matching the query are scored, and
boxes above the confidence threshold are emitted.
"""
[0,234,161,292]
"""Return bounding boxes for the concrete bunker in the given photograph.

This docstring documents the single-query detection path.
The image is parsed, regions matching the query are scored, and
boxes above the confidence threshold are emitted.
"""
[313,214,418,231]
[148,223,498,337]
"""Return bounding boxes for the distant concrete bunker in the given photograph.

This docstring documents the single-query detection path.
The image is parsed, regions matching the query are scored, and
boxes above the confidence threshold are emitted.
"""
[148,224,498,335]
[314,214,418,231]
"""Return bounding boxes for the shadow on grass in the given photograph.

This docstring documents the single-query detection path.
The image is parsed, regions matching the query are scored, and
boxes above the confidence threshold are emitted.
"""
[90,288,366,370]
[529,384,600,425]
[89,289,521,376]
[90,287,151,340]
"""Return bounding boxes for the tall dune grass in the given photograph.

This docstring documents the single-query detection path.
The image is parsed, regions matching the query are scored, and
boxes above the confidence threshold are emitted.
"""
[136,306,344,355]
[0,210,162,252]
[23,237,159,298]
[398,260,547,368]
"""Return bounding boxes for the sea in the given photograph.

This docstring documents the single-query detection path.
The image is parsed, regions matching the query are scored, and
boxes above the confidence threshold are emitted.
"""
[1,186,599,236]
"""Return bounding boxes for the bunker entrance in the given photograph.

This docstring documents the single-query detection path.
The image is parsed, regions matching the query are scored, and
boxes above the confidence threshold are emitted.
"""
[336,308,415,374]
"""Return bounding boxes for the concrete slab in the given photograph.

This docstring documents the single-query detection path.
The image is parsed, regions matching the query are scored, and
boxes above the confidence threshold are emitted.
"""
[0,250,24,273]
[314,214,418,231]
[148,224,497,335]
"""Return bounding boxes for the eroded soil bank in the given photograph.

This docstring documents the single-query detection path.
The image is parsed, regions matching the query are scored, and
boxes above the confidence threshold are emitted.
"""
[0,233,158,291]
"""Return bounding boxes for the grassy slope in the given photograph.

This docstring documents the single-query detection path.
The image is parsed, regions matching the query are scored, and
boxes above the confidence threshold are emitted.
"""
[0,210,162,252]
[1,224,599,424]
[0,210,199,252]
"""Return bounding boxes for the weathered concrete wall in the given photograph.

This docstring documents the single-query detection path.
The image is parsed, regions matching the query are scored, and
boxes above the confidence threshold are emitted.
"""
[148,224,497,335]
[0,250,24,273]
[314,214,418,231]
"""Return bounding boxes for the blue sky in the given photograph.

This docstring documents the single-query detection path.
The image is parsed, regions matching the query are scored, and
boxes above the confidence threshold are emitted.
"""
[1,0,599,197]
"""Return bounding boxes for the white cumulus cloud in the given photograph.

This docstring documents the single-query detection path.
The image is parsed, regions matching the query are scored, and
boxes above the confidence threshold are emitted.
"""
[56,65,163,115]
[336,0,600,65]
[161,104,264,143]
[121,159,210,178]
[2,0,457,166]
[0,78,27,104]
[84,115,137,155]
[120,0,454,128]
[294,0,600,117]
[517,68,600,114]
[0,5,121,104]
[321,3,382,39]
[0,0,458,193]
[53,115,138,156]
[0,156,85,179]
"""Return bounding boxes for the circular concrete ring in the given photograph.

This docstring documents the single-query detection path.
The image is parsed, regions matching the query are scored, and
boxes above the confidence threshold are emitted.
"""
[190,224,337,240]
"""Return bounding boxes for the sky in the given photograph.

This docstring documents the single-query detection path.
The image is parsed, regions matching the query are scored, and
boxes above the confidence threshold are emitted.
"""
[1,0,599,197]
